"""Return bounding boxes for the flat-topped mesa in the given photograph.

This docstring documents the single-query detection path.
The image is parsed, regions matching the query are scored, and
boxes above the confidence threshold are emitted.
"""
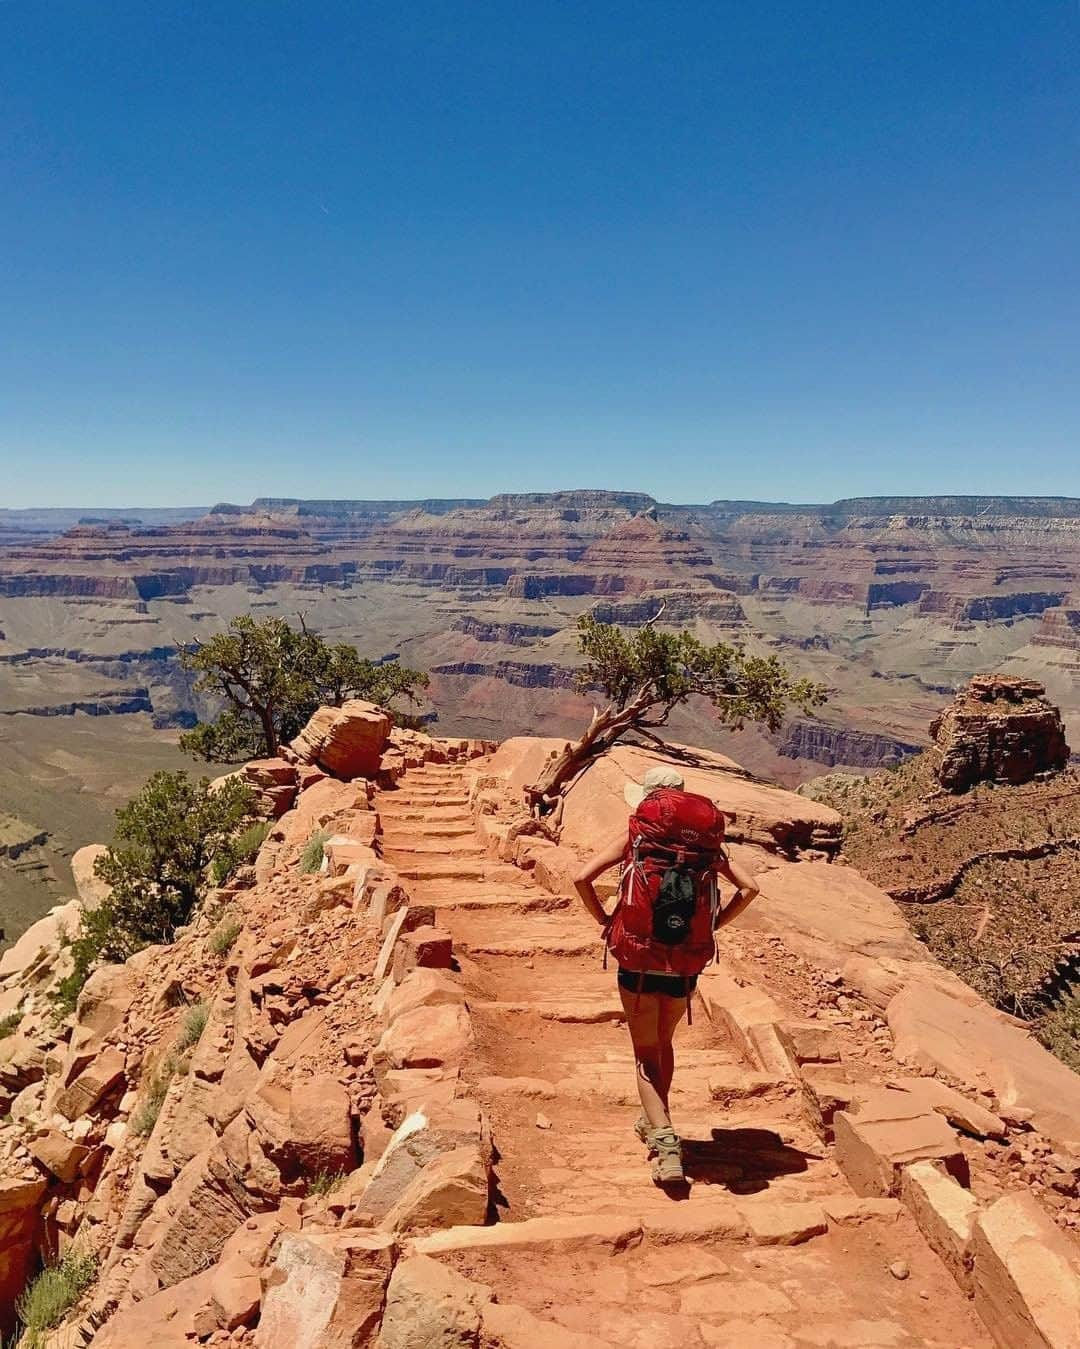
[929,675,1070,793]
[487,490,657,513]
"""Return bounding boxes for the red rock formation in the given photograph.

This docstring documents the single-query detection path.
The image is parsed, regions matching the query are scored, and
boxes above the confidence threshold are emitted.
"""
[929,675,1070,792]
[290,701,392,779]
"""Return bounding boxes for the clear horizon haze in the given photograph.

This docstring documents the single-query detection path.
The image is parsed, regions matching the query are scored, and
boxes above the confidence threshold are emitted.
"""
[2,2,1078,508]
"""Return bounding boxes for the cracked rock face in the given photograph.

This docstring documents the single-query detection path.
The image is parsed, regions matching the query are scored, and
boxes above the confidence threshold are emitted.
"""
[929,676,1070,793]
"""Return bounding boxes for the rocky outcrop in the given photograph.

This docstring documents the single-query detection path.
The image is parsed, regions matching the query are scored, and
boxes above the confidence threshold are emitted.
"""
[779,718,922,769]
[0,689,153,717]
[450,617,559,645]
[429,660,578,690]
[1033,606,1080,651]
[929,675,1070,791]
[290,701,392,780]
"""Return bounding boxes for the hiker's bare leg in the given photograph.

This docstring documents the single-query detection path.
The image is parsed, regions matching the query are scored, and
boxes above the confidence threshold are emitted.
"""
[656,995,689,1106]
[619,987,670,1130]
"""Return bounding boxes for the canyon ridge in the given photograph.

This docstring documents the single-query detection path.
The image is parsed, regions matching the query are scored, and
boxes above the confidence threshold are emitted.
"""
[2,491,1080,945]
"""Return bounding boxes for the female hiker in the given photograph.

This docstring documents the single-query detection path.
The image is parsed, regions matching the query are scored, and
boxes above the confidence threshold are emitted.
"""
[573,765,760,1186]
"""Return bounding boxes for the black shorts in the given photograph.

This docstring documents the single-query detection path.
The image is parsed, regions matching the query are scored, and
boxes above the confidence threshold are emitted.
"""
[617,968,698,998]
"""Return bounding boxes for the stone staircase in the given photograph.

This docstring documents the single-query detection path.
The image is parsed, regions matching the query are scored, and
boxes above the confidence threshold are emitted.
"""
[377,761,994,1349]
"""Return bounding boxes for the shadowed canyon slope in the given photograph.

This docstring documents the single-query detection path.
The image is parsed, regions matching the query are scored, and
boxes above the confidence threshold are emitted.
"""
[3,491,1080,943]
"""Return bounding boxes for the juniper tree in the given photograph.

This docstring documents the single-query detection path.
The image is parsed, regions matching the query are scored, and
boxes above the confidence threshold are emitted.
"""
[179,614,428,761]
[526,611,828,804]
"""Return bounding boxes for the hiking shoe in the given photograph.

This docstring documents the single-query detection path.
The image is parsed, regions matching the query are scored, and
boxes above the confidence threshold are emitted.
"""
[650,1127,684,1186]
[634,1114,652,1147]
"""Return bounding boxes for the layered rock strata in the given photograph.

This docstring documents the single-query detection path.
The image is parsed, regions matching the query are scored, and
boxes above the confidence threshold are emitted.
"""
[930,676,1070,792]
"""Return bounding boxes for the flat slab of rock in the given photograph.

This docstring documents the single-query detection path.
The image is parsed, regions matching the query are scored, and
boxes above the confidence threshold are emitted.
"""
[409,1213,643,1257]
[834,1093,967,1198]
[887,980,1080,1152]
[886,1074,1006,1139]
[972,1192,1080,1349]
[744,1200,828,1246]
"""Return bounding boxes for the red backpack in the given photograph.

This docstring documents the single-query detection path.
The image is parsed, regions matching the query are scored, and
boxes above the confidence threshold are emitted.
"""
[605,787,727,978]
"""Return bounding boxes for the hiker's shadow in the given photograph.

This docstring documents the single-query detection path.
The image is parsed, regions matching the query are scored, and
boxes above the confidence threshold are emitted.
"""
[682,1126,819,1195]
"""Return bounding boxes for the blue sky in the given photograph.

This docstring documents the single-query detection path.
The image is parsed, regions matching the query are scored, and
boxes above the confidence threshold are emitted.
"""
[1,2,1078,507]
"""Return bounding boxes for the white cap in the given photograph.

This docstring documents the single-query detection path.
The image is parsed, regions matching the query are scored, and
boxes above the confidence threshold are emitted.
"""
[623,764,685,808]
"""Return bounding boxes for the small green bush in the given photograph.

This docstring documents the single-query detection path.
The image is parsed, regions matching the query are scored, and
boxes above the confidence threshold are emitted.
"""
[49,920,103,1023]
[235,819,272,859]
[130,1055,176,1138]
[51,771,257,1023]
[208,918,242,957]
[299,829,330,874]
[306,1168,346,1197]
[210,819,272,885]
[176,1001,209,1052]
[1037,991,1080,1072]
[0,1011,22,1040]
[14,1249,97,1345]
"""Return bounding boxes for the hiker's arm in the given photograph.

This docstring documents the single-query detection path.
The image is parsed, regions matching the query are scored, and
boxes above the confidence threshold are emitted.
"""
[714,853,761,929]
[573,833,626,928]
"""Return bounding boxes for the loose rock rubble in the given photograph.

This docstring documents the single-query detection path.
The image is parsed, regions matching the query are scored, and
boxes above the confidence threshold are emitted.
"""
[0,715,1077,1348]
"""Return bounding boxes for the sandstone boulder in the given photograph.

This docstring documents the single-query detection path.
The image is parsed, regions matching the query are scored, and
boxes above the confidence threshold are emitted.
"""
[243,758,299,818]
[29,1129,90,1183]
[373,1004,472,1084]
[929,675,1070,792]
[256,1230,396,1349]
[208,1213,291,1334]
[53,1045,126,1121]
[483,738,842,857]
[247,1066,355,1181]
[92,1269,218,1349]
[359,1099,488,1221]
[63,962,135,1074]
[384,969,466,1027]
[0,1177,47,1338]
[0,899,81,981]
[378,1143,490,1234]
[291,700,392,780]
[378,1254,492,1348]
[71,842,110,907]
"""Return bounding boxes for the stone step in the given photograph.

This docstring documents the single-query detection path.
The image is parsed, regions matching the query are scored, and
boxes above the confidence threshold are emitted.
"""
[378,806,473,824]
[473,998,626,1024]
[461,935,599,958]
[419,889,573,914]
[380,823,475,840]
[437,911,598,955]
[394,860,494,881]
[382,787,466,798]
[382,840,486,857]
